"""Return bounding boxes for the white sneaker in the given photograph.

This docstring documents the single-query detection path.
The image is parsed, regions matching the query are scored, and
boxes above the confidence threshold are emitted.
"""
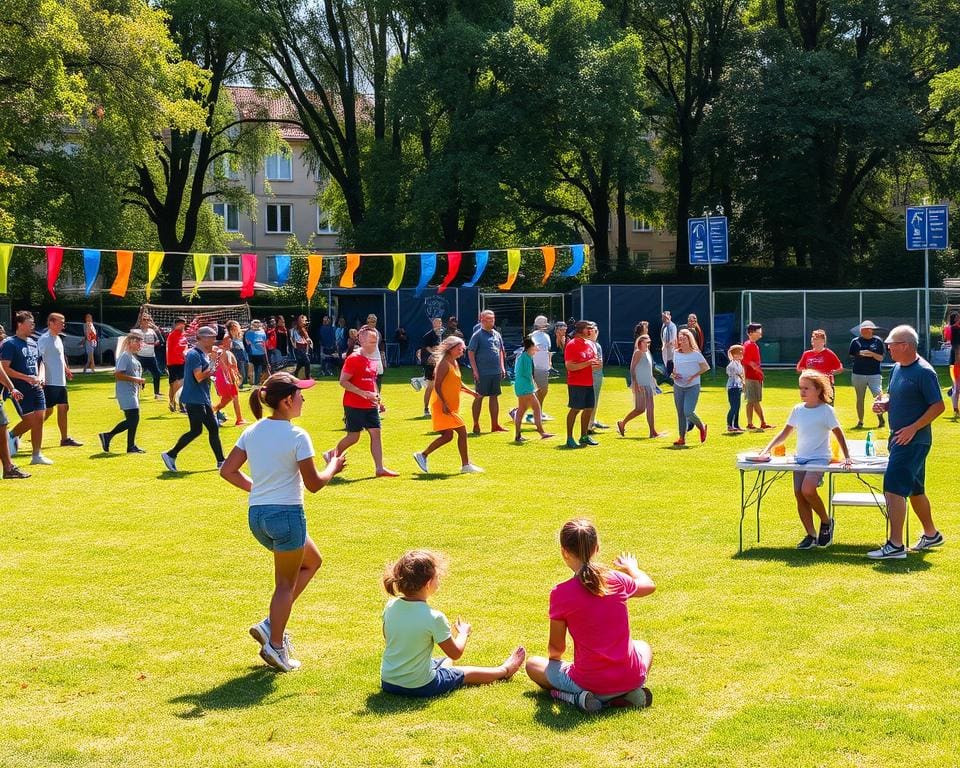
[249,618,270,646]
[413,452,428,473]
[259,641,300,672]
[9,434,19,457]
[508,408,518,420]
[541,412,554,421]
[154,393,164,400]
[460,463,484,474]
[161,452,177,472]
[410,377,423,391]
[30,453,53,466]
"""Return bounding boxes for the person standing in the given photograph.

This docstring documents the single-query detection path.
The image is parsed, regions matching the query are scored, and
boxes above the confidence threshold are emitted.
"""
[166,317,188,412]
[98,330,146,453]
[161,326,226,472]
[660,311,677,379]
[414,317,445,417]
[564,321,601,448]
[38,312,82,447]
[318,316,337,375]
[617,335,665,438]
[0,352,29,479]
[867,325,946,560]
[274,315,290,371]
[82,313,97,373]
[686,314,704,352]
[530,315,554,421]
[796,330,844,384]
[291,315,313,380]
[743,322,773,430]
[245,319,269,385]
[670,329,709,447]
[586,323,608,431]
[136,313,164,400]
[848,320,885,429]
[1,311,52,465]
[467,310,507,434]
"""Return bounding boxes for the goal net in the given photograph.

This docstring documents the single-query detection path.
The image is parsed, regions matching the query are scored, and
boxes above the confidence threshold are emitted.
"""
[139,303,252,333]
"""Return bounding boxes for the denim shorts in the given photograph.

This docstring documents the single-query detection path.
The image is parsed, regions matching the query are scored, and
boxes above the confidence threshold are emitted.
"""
[883,441,930,498]
[248,504,307,552]
[381,658,465,698]
[14,384,45,416]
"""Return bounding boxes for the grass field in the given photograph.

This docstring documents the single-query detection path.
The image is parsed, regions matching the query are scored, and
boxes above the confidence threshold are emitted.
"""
[2,366,959,767]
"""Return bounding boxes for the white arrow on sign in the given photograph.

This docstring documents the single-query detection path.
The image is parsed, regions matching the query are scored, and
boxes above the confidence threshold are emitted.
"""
[693,223,705,237]
[911,211,923,226]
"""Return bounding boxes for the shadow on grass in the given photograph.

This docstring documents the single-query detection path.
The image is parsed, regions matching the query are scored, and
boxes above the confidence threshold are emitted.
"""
[156,468,219,480]
[87,452,118,460]
[524,690,638,730]
[732,544,934,571]
[169,667,278,718]
[410,472,459,480]
[356,690,433,716]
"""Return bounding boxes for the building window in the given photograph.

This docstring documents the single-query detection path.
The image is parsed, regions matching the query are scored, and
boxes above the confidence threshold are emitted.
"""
[632,218,652,232]
[316,206,338,234]
[221,156,240,180]
[212,202,240,232]
[209,256,241,282]
[266,203,293,234]
[629,250,651,268]
[265,153,293,181]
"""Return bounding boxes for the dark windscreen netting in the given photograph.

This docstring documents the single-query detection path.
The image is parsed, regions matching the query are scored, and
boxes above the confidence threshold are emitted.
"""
[480,294,566,349]
[746,292,803,365]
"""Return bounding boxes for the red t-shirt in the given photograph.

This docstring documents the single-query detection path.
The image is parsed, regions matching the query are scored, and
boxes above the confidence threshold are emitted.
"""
[798,347,842,379]
[742,339,763,381]
[564,336,595,387]
[166,328,187,365]
[265,328,277,350]
[341,353,378,409]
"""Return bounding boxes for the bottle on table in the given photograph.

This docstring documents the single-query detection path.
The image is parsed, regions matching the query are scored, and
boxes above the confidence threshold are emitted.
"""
[865,431,874,457]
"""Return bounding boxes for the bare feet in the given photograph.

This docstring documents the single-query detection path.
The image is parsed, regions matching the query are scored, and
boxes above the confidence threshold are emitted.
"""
[501,646,526,680]
[539,432,555,439]
[491,425,509,433]
[649,431,667,438]
[376,468,400,477]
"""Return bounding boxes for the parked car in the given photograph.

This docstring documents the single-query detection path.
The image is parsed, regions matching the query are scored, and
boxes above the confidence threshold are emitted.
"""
[62,321,126,365]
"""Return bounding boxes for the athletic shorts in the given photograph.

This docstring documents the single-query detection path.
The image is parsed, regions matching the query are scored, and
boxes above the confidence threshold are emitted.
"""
[567,384,596,410]
[744,379,763,403]
[792,469,824,493]
[248,504,307,552]
[168,364,185,384]
[423,362,436,381]
[344,404,381,432]
[533,368,550,390]
[475,373,502,397]
[883,441,930,498]
[381,659,465,698]
[43,385,68,407]
[851,373,882,398]
[545,654,647,700]
[14,383,45,416]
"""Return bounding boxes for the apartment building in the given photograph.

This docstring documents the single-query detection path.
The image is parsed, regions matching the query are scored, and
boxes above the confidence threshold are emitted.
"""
[605,215,676,273]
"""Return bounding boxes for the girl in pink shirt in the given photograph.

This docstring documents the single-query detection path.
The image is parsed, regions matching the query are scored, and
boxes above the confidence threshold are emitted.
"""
[525,519,656,713]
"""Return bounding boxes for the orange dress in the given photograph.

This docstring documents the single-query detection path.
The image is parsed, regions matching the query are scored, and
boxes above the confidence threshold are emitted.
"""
[430,361,465,431]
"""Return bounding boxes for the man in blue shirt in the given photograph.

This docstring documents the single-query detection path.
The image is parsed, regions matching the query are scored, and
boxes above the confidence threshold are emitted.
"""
[848,320,885,429]
[867,325,945,560]
[161,326,225,472]
[467,309,506,434]
[0,310,53,466]
[244,319,269,385]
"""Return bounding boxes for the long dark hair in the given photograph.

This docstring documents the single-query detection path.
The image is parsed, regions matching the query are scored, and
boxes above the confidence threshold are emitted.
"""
[559,519,611,596]
[249,372,304,419]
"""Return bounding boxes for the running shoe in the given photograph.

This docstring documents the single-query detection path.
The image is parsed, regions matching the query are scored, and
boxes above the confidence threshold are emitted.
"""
[912,531,944,551]
[98,432,111,452]
[460,463,484,474]
[30,454,53,465]
[413,452,428,473]
[161,452,177,472]
[867,540,906,559]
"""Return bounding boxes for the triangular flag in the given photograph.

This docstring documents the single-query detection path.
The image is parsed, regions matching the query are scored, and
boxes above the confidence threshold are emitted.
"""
[464,250,488,287]
[82,249,101,296]
[0,244,12,295]
[388,253,406,291]
[340,253,361,288]
[192,253,210,297]
[306,254,323,301]
[110,250,133,297]
[561,244,585,277]
[498,248,521,291]
[416,252,437,297]
[275,254,291,286]
[240,253,257,298]
[438,251,461,293]
[46,246,64,298]
[540,246,556,285]
[146,251,164,300]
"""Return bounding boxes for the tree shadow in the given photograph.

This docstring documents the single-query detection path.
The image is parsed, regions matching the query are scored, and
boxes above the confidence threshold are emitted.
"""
[169,667,280,719]
[355,690,434,716]
[733,544,933,571]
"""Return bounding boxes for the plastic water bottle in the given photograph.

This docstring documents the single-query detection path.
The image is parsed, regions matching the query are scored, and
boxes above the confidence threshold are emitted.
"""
[865,431,874,457]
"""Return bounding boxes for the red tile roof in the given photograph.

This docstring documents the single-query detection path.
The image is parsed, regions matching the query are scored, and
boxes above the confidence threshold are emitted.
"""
[226,85,308,141]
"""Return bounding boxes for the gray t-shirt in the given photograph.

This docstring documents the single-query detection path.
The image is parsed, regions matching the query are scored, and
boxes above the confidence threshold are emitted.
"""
[115,351,142,410]
[38,331,67,387]
[467,328,504,375]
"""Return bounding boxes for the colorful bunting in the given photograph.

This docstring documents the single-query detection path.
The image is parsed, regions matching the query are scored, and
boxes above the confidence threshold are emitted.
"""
[275,254,291,286]
[540,246,556,285]
[388,253,406,291]
[561,244,586,278]
[240,253,257,299]
[416,252,437,297]
[306,254,323,301]
[111,250,133,297]
[82,249,101,296]
[0,244,11,295]
[464,250,488,288]
[146,251,164,300]
[439,251,461,293]
[498,248,521,291]
[191,253,211,297]
[46,246,63,298]
[340,253,360,288]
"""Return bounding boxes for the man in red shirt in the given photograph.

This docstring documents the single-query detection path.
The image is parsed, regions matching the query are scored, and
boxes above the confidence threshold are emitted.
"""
[324,328,398,477]
[796,329,844,384]
[165,317,188,413]
[564,321,602,448]
[743,322,773,430]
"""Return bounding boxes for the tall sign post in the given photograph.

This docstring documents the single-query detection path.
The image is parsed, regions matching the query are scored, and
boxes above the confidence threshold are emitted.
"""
[905,203,949,355]
[688,208,729,371]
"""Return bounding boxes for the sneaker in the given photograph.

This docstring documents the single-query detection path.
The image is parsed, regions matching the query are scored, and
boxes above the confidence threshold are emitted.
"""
[216,411,227,425]
[3,465,30,479]
[460,463,484,474]
[127,446,146,454]
[60,437,83,447]
[579,435,599,446]
[249,618,270,647]
[410,377,423,392]
[866,540,907,559]
[98,432,111,452]
[541,412,554,421]
[616,420,625,437]
[154,393,164,400]
[216,460,225,470]
[9,434,19,457]
[592,421,609,430]
[796,534,817,550]
[30,454,53,466]
[551,689,602,714]
[524,413,535,423]
[817,518,835,548]
[698,423,708,443]
[508,407,518,420]
[608,686,654,709]
[565,438,580,449]
[912,531,944,551]
[259,641,300,673]
[161,452,177,472]
[413,452,428,473]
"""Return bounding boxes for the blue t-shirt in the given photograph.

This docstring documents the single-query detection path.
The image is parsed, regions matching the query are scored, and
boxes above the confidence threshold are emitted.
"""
[467,328,504,375]
[180,347,212,406]
[244,329,267,356]
[887,357,942,446]
[318,324,336,350]
[1,336,40,377]
[514,352,536,396]
[115,351,143,411]
[848,337,884,376]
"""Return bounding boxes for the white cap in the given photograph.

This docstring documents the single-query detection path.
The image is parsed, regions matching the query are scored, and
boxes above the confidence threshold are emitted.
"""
[533,315,549,329]
[858,320,878,330]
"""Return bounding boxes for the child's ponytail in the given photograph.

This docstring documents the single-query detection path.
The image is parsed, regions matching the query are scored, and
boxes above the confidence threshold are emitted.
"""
[383,550,447,597]
[560,519,612,596]
[249,387,265,420]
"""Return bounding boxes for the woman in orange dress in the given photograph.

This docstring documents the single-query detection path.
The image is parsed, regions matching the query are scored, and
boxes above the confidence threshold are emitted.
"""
[413,337,483,474]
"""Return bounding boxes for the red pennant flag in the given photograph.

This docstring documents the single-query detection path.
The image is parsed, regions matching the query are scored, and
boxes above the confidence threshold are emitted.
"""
[438,251,461,293]
[240,253,257,298]
[46,246,64,298]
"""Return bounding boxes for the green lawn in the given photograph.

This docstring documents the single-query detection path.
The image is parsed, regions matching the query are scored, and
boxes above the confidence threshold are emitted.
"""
[2,367,959,767]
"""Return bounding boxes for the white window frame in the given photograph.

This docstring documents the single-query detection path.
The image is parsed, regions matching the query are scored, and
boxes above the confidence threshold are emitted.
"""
[632,217,652,233]
[316,205,338,234]
[266,203,293,234]
[629,249,652,267]
[209,256,241,282]
[221,156,240,180]
[265,152,293,181]
[213,202,240,233]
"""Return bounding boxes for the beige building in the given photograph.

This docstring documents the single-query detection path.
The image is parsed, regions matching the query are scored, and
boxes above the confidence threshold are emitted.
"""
[605,215,676,273]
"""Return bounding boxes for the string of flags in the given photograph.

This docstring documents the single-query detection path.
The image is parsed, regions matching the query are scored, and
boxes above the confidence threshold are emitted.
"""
[0,242,589,300]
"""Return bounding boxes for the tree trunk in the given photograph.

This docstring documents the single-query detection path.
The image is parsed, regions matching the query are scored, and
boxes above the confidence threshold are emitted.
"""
[616,176,628,267]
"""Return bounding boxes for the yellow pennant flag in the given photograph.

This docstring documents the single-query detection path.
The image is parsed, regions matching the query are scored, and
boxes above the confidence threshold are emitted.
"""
[387,253,406,291]
[192,253,210,297]
[340,253,360,288]
[306,254,324,301]
[145,251,164,300]
[0,244,12,295]
[498,248,521,291]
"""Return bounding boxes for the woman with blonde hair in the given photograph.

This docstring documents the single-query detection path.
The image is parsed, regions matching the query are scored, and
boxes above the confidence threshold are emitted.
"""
[670,329,709,446]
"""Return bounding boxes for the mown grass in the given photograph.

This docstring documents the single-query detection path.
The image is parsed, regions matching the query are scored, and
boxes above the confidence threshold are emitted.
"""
[1,367,958,767]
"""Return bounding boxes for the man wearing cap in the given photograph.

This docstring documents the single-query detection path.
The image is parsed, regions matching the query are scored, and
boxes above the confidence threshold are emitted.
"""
[867,324,945,559]
[467,309,507,434]
[39,312,82,448]
[849,320,885,429]
[564,320,602,448]
[660,311,677,378]
[161,326,226,472]
[530,315,554,420]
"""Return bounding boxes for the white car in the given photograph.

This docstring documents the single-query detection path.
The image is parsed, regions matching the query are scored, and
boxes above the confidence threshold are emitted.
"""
[62,321,125,365]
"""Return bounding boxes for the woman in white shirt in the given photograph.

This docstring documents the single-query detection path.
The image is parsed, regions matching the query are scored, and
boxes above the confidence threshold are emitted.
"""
[670,329,710,446]
[617,335,665,438]
[220,372,346,673]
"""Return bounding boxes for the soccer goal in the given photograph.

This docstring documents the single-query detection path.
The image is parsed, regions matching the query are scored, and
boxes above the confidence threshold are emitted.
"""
[139,303,251,332]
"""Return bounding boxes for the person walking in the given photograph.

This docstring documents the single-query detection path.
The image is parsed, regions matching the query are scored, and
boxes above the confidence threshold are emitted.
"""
[136,313,164,400]
[98,330,147,453]
[166,317,188,411]
[530,315,554,421]
[617,335,665,438]
[467,310,507,434]
[670,329,709,447]
[1,311,53,465]
[660,311,677,379]
[38,312,82,447]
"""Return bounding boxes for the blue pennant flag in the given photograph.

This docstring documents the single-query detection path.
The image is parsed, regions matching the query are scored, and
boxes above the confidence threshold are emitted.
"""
[416,252,437,296]
[464,250,489,287]
[560,245,584,278]
[275,254,291,286]
[83,249,101,296]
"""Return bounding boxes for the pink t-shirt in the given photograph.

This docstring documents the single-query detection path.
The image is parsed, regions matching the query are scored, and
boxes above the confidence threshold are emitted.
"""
[549,570,646,694]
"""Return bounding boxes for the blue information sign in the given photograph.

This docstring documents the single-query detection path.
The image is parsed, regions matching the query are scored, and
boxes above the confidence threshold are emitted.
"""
[905,205,949,251]
[688,216,728,265]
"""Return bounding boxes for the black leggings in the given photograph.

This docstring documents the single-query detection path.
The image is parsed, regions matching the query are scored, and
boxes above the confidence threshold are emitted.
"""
[105,408,140,451]
[137,355,162,396]
[293,349,311,379]
[169,403,224,462]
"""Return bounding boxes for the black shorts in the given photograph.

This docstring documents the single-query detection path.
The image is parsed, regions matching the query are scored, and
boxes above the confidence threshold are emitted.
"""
[475,373,502,397]
[567,385,596,410]
[43,385,68,407]
[344,405,382,432]
[423,362,436,381]
[14,383,46,416]
[168,364,185,384]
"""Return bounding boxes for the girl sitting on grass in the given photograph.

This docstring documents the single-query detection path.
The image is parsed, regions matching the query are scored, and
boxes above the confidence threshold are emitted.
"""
[512,336,554,442]
[759,369,852,550]
[525,519,655,713]
[380,549,525,698]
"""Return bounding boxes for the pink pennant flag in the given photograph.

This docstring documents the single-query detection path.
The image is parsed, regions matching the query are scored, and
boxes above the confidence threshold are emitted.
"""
[240,253,257,299]
[46,246,64,298]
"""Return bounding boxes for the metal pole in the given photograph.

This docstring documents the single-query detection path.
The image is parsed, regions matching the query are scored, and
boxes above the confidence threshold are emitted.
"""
[924,247,930,356]
[708,259,715,373]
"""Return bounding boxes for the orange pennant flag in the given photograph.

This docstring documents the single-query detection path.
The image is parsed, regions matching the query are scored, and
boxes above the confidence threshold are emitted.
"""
[340,253,360,288]
[306,255,324,301]
[110,250,134,297]
[541,246,556,285]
